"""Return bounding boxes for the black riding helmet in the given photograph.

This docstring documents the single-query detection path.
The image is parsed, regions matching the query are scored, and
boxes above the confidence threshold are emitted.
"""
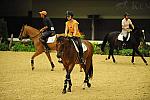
[124,12,130,17]
[66,11,74,17]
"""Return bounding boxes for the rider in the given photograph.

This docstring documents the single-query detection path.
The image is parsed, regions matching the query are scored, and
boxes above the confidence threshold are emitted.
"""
[120,12,134,47]
[39,10,55,52]
[65,10,84,64]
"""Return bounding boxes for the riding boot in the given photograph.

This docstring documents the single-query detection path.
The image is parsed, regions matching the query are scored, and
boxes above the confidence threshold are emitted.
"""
[40,37,50,52]
[122,37,127,48]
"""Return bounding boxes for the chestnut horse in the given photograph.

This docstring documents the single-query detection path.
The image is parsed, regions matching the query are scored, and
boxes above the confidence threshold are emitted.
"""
[18,25,64,71]
[56,36,94,94]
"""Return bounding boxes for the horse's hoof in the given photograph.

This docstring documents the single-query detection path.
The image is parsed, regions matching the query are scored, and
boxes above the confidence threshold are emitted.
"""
[146,63,148,66]
[62,68,65,71]
[132,62,135,65]
[105,58,108,60]
[51,62,55,68]
[51,69,54,71]
[62,89,66,94]
[67,88,71,92]
[87,83,91,88]
[32,67,34,70]
[82,83,86,90]
[58,60,63,63]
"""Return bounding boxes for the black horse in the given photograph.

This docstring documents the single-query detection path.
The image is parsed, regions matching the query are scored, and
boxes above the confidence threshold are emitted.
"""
[101,27,148,65]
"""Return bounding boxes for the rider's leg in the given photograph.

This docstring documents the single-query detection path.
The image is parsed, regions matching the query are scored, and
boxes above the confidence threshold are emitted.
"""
[75,37,84,64]
[40,31,51,51]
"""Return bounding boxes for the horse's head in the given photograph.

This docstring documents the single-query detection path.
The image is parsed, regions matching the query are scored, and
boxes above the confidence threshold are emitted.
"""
[18,25,29,40]
[132,27,145,42]
[56,36,70,58]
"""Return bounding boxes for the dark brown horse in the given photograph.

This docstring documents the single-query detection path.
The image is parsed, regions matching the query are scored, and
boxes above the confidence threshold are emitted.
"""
[101,27,148,65]
[18,25,64,71]
[56,36,94,94]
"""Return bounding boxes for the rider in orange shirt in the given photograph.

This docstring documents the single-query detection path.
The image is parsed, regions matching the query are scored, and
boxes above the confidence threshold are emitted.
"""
[65,11,84,64]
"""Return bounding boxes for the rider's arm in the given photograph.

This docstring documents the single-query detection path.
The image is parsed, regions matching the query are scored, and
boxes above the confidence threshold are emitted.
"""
[129,19,134,29]
[40,26,48,32]
[65,23,68,36]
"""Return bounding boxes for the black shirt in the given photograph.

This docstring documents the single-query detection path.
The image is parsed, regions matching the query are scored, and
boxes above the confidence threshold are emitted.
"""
[43,17,54,31]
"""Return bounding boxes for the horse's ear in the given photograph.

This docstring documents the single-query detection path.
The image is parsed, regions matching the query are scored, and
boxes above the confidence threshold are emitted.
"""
[25,24,27,26]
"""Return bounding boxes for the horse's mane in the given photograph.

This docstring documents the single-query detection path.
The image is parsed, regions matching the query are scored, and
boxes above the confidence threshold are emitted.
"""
[25,25,40,32]
[57,36,65,42]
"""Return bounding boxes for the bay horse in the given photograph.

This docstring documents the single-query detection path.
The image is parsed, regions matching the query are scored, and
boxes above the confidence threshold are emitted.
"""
[18,25,64,71]
[56,36,94,94]
[101,27,148,65]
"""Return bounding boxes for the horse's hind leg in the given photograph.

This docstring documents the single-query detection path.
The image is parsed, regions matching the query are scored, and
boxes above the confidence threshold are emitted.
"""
[131,50,135,64]
[111,49,116,63]
[45,52,55,71]
[82,61,91,89]
[106,50,110,60]
[31,51,43,70]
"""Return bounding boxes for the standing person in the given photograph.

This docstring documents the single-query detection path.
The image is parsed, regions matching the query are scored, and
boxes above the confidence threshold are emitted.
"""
[65,10,84,64]
[39,10,55,52]
[118,12,134,46]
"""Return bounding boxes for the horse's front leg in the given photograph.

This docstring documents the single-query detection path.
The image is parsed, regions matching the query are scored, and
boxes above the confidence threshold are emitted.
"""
[31,51,43,70]
[62,72,72,94]
[45,52,55,71]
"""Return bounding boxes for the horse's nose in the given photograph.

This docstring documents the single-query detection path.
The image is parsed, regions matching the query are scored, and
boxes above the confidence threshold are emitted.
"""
[57,52,62,58]
[18,37,21,40]
[18,36,21,40]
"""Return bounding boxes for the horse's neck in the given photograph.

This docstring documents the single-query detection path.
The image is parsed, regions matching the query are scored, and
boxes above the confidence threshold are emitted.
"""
[26,26,40,39]
[63,43,76,60]
[132,31,140,41]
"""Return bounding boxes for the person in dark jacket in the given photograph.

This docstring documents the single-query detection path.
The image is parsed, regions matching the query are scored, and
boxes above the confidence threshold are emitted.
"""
[39,10,55,52]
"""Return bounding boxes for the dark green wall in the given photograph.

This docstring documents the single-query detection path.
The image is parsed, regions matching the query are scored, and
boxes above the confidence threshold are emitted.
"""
[1,0,150,19]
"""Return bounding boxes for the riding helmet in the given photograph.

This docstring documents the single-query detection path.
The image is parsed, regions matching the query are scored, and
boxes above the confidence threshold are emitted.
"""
[66,10,74,17]
[124,12,130,17]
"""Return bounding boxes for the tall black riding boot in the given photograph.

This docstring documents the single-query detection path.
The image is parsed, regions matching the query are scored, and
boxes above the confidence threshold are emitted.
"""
[40,37,50,52]
[122,37,127,48]
[79,48,84,64]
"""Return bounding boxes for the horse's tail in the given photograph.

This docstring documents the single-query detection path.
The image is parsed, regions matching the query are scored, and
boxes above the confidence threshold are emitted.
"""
[101,33,109,52]
[88,59,93,79]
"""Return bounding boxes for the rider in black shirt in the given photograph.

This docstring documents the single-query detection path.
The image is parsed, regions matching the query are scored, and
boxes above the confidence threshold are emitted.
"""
[39,10,55,52]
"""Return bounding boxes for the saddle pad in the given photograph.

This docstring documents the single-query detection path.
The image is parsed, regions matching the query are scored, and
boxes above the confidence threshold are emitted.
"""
[118,33,130,41]
[71,40,87,53]
[47,35,56,43]
[118,34,123,41]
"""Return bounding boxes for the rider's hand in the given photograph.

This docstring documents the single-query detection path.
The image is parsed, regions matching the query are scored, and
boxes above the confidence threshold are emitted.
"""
[40,29,44,33]
[127,29,132,32]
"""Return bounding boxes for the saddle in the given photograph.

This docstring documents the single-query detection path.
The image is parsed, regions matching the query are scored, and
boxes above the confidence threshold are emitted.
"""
[71,39,87,52]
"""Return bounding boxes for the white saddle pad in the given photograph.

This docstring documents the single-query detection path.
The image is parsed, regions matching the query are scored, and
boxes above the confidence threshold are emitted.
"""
[118,33,130,41]
[71,40,87,52]
[47,35,56,43]
[118,34,123,41]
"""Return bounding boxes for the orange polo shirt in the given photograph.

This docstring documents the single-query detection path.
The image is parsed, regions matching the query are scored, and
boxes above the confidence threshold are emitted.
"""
[66,19,81,37]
